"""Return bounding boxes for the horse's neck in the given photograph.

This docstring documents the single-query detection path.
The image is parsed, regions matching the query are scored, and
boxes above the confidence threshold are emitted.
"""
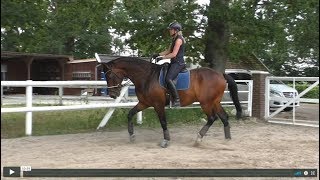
[118,62,158,88]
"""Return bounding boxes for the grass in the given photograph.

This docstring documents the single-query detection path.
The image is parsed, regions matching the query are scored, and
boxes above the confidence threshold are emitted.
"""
[1,106,236,139]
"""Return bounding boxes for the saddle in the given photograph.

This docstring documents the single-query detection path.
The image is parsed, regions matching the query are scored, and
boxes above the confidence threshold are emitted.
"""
[159,63,190,90]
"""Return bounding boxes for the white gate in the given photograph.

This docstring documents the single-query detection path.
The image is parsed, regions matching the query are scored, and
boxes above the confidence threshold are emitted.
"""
[265,77,319,127]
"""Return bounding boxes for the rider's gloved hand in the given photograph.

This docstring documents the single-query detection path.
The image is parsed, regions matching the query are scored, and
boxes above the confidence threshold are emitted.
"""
[152,53,159,59]
[155,56,163,62]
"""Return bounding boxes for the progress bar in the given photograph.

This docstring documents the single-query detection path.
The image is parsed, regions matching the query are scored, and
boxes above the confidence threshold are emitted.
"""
[16,169,317,177]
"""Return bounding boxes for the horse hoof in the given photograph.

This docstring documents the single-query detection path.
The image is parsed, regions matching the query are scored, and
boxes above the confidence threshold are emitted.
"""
[224,126,231,139]
[196,133,203,143]
[160,139,170,148]
[129,134,136,143]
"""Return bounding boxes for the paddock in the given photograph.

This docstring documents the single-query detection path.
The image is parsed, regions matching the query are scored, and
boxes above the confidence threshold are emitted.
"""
[1,119,318,176]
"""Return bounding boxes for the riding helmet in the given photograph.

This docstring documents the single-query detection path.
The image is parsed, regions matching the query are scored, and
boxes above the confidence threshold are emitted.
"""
[168,22,182,31]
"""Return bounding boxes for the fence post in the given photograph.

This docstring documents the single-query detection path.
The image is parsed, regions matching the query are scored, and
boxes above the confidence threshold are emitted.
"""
[59,86,63,105]
[1,85,3,106]
[264,77,270,119]
[292,78,296,124]
[26,80,33,135]
[247,80,253,117]
[97,86,130,129]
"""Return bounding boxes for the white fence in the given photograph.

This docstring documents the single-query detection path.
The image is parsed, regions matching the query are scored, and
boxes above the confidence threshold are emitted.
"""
[1,80,253,135]
[265,77,319,127]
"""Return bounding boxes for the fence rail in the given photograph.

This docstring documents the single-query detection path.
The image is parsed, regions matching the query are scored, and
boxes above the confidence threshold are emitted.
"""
[1,80,253,135]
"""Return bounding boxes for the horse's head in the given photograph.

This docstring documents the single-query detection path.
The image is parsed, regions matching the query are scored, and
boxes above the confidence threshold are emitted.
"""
[103,63,125,99]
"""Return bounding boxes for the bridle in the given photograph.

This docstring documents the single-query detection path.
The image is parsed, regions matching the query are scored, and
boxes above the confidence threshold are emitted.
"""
[104,68,131,89]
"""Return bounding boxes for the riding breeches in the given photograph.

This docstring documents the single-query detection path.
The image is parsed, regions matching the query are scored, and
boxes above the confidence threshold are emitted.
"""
[165,62,186,83]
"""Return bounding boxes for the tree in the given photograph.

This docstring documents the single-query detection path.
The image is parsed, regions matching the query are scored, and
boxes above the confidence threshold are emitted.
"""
[1,0,116,58]
[227,0,319,76]
[203,0,230,73]
[111,0,203,62]
[1,0,318,76]
[1,0,49,52]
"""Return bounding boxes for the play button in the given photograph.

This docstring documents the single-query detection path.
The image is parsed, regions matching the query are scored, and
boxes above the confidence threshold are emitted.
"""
[9,169,15,175]
[3,167,20,177]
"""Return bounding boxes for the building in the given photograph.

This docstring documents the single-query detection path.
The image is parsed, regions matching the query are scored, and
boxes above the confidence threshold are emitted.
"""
[1,51,103,95]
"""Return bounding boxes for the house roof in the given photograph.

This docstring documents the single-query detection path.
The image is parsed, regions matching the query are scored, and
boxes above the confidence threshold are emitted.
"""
[67,58,97,64]
[1,51,73,61]
[226,53,270,72]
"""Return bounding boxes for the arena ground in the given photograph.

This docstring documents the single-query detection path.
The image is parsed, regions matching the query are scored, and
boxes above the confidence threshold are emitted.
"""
[1,118,319,179]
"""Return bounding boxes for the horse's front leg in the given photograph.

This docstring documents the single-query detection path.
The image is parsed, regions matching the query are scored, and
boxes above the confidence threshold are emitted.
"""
[127,103,147,142]
[154,106,170,148]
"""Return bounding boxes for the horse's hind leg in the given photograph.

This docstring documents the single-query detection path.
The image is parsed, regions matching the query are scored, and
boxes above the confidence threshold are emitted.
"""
[127,103,147,142]
[196,104,217,143]
[217,105,231,139]
[198,114,218,139]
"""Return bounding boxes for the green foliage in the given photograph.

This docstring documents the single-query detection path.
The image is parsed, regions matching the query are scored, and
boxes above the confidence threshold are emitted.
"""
[294,83,319,99]
[228,0,319,76]
[111,0,203,58]
[1,0,115,58]
[1,0,318,75]
[1,0,49,52]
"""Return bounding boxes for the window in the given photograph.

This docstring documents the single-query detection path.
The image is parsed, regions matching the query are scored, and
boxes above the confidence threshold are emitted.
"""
[72,72,92,80]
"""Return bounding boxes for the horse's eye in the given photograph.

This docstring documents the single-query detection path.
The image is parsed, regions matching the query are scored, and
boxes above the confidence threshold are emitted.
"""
[106,71,113,78]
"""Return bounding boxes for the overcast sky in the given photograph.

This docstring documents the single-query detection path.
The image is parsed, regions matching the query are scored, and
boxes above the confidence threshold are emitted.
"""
[197,0,209,6]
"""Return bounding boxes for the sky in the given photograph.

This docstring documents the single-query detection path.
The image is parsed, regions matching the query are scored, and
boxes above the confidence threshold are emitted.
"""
[196,0,209,6]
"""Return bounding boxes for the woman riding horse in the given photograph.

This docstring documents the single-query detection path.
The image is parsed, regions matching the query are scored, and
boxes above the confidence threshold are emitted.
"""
[102,56,242,148]
[152,21,186,107]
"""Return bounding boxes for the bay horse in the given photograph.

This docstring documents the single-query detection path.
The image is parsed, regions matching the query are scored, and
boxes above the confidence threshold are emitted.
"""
[101,57,242,148]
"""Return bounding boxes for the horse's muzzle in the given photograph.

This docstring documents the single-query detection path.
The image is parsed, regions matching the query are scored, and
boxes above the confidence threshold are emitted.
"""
[109,94,117,99]
[108,89,120,99]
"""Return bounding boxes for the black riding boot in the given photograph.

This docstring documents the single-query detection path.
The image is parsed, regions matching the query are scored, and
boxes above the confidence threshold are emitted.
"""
[167,80,180,107]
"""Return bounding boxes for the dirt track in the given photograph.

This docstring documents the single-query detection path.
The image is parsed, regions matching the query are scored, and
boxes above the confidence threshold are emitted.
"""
[1,119,319,179]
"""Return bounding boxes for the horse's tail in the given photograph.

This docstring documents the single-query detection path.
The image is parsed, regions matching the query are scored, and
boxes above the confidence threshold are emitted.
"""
[223,73,243,119]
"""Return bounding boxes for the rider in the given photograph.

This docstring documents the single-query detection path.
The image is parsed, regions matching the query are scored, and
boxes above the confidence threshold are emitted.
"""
[153,21,186,107]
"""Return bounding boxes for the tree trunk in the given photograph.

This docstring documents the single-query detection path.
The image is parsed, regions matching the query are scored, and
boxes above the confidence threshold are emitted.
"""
[64,37,75,55]
[204,0,230,73]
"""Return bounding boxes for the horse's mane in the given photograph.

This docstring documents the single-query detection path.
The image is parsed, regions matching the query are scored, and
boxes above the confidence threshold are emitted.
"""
[112,56,161,72]
[112,56,151,64]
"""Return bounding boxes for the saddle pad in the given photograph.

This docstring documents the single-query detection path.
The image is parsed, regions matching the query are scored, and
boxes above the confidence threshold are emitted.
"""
[159,69,190,90]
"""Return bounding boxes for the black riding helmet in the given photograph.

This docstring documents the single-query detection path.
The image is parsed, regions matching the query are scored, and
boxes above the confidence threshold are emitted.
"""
[168,22,182,31]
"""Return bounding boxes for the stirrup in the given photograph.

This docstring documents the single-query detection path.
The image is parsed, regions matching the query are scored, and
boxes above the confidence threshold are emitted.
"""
[171,99,181,107]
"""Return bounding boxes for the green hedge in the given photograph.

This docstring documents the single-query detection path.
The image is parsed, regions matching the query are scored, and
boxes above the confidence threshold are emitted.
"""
[293,83,319,99]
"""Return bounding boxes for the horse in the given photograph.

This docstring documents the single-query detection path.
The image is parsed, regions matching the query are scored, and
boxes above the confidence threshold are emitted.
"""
[101,57,242,148]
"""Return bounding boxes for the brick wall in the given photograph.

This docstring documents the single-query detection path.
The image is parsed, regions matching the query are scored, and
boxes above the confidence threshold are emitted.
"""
[251,72,269,120]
